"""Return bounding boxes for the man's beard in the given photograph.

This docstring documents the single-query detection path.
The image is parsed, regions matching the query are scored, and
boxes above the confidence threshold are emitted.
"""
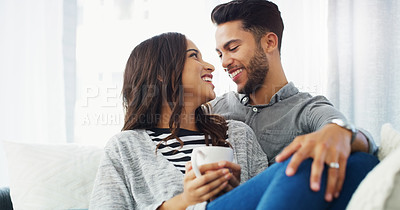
[238,47,269,94]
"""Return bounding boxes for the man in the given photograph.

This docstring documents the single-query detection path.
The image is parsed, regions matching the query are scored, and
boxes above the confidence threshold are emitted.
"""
[210,0,378,203]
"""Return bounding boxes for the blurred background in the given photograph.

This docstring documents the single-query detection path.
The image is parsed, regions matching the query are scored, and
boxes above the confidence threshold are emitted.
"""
[1,0,399,186]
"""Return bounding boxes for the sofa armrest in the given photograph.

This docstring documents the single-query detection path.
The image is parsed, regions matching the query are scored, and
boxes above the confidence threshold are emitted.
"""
[0,187,13,210]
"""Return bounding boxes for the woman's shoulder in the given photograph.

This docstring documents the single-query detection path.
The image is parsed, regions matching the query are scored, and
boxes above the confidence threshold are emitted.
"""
[226,120,256,144]
[226,120,252,132]
[105,129,149,150]
[112,129,146,138]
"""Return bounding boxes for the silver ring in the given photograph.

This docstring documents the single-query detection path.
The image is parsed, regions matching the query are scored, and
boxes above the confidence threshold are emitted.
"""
[329,162,340,169]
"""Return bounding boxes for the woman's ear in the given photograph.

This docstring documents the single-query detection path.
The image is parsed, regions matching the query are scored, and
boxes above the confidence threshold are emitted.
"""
[261,32,279,53]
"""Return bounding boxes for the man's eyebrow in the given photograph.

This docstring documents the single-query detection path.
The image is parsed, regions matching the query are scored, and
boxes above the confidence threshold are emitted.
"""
[216,39,241,52]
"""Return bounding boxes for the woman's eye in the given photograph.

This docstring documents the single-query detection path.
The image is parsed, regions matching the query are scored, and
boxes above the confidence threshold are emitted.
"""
[189,53,198,58]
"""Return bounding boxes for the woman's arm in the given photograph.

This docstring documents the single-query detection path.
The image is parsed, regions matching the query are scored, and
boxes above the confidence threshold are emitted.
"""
[90,148,135,210]
[246,126,269,177]
[158,194,187,210]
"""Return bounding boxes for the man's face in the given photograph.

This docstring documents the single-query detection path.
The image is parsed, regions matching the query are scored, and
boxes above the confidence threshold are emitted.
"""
[215,20,269,94]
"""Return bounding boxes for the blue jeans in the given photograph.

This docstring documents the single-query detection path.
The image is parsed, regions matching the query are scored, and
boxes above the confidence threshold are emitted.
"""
[207,152,379,210]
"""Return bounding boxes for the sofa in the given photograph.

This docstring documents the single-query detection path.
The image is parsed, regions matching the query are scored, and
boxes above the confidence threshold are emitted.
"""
[0,187,12,210]
[0,142,103,210]
[1,123,400,210]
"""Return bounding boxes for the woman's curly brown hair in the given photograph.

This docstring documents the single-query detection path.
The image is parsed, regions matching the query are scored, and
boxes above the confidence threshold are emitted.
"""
[122,32,229,150]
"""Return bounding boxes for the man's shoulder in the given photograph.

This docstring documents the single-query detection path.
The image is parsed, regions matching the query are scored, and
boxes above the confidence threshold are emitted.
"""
[210,91,241,113]
[286,91,332,106]
[211,91,240,105]
[282,82,331,104]
[300,93,332,107]
[210,91,248,121]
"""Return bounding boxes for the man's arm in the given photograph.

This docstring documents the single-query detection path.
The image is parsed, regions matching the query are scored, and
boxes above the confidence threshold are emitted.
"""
[275,96,377,202]
[356,127,379,155]
[329,118,378,154]
[351,130,369,153]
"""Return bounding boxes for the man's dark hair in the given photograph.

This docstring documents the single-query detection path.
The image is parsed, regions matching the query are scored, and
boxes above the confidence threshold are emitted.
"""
[211,0,284,52]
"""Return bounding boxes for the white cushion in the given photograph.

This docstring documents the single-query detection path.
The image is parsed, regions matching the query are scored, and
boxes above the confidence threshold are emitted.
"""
[2,141,103,210]
[347,123,400,210]
[378,123,400,160]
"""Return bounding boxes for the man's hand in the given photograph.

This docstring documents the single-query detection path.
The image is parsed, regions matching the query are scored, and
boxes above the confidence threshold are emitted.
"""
[275,123,353,202]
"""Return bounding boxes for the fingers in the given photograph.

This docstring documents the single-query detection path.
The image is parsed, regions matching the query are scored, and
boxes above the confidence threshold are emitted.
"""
[195,161,241,180]
[191,169,231,200]
[334,158,347,199]
[183,160,240,203]
[222,183,234,193]
[198,173,230,199]
[285,139,311,176]
[217,161,241,186]
[309,155,343,202]
[323,151,339,202]
[276,125,353,203]
[308,143,342,202]
[276,138,302,163]
[217,161,241,172]
[325,164,339,202]
[320,152,347,202]
[184,162,222,180]
[309,146,327,192]
[198,162,226,174]
[226,173,240,190]
[185,161,192,173]
[203,180,228,201]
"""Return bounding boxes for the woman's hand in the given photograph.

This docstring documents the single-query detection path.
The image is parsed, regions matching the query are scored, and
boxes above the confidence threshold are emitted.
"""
[206,161,241,201]
[182,161,232,206]
[215,161,241,193]
[159,161,231,210]
[158,161,238,209]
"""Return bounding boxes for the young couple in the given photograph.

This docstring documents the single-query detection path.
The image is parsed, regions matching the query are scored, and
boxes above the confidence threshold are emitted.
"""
[90,1,379,209]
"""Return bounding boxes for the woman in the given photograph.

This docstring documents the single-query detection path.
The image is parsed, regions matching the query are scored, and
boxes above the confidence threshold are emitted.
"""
[89,32,268,209]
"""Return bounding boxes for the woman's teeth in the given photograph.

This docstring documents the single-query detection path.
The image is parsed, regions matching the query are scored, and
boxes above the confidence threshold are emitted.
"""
[202,77,212,82]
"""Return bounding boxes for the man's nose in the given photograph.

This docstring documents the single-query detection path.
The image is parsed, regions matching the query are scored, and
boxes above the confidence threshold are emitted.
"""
[221,54,233,69]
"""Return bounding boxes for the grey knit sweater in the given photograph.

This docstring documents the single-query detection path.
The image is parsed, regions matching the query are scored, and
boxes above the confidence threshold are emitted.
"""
[89,120,268,210]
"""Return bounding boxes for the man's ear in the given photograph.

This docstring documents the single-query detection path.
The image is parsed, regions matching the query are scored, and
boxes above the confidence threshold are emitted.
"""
[261,32,279,53]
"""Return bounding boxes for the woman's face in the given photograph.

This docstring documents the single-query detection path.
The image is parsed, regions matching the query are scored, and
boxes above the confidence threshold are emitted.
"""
[182,39,216,108]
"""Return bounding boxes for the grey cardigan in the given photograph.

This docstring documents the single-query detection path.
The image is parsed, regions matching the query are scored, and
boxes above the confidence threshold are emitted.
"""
[89,120,268,210]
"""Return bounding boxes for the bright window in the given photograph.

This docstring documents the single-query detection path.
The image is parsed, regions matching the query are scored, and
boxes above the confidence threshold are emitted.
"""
[74,0,328,146]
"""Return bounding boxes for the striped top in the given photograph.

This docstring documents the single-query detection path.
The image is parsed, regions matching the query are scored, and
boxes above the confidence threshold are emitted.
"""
[146,128,207,173]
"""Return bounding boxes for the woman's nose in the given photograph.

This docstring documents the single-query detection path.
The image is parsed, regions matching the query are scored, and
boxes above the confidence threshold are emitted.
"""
[204,62,215,72]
